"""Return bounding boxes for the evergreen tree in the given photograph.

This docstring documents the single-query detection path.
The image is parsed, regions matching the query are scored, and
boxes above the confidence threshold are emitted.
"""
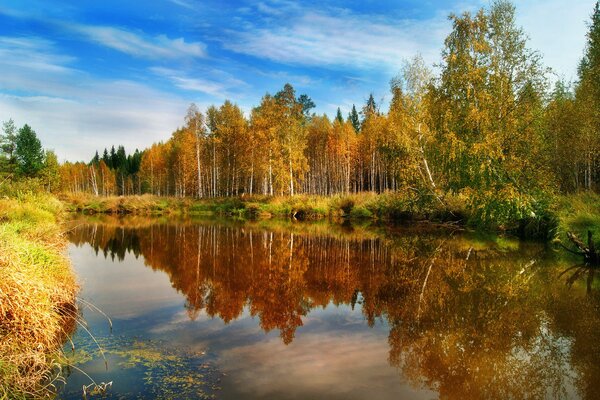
[109,146,117,169]
[336,107,344,124]
[297,94,316,117]
[102,148,110,165]
[365,94,377,115]
[15,124,44,177]
[348,105,360,133]
[116,146,127,170]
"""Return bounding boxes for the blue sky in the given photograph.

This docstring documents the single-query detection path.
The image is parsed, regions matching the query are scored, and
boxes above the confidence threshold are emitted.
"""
[0,0,593,161]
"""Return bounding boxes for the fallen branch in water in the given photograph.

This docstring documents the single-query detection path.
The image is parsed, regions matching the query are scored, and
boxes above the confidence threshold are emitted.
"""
[566,231,599,266]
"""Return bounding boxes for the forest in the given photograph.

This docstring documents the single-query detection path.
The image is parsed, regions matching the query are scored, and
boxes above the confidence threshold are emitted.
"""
[1,1,600,232]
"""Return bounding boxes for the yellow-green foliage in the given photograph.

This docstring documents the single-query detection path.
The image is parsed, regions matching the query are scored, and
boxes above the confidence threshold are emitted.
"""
[61,191,468,223]
[557,192,600,239]
[61,193,189,215]
[0,194,78,399]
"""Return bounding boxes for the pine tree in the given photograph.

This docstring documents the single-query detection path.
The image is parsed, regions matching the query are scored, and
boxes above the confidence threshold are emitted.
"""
[109,146,116,169]
[336,108,344,124]
[297,94,315,118]
[365,94,377,115]
[348,105,360,133]
[15,124,44,177]
[102,148,110,166]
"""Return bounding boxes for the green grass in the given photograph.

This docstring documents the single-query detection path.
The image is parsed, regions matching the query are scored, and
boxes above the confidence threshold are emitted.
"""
[556,192,600,242]
[0,194,78,399]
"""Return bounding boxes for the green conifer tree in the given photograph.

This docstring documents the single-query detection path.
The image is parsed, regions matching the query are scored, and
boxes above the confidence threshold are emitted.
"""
[15,124,44,177]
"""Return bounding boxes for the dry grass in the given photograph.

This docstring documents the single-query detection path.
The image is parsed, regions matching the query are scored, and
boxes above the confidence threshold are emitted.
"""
[0,194,78,399]
[60,191,466,223]
[60,192,185,215]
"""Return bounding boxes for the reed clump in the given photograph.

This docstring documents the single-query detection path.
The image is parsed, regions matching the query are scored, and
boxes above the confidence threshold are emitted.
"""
[0,194,78,399]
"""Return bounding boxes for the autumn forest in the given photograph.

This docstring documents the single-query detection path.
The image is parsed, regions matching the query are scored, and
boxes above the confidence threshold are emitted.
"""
[48,1,599,219]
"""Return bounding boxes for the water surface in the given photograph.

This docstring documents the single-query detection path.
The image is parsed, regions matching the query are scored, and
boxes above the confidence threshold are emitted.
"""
[59,216,600,399]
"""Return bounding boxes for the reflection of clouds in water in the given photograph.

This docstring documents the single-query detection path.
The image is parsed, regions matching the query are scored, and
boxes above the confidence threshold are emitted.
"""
[69,244,183,319]
[66,219,600,399]
[218,329,432,400]
[150,298,377,344]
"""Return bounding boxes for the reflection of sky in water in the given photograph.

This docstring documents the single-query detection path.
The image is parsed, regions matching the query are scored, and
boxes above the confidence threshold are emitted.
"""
[61,219,600,400]
[66,243,431,399]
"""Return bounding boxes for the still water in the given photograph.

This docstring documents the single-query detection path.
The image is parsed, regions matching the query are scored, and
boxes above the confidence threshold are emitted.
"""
[58,216,600,399]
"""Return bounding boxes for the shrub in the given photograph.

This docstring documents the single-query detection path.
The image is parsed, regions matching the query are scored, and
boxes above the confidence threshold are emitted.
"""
[338,197,355,215]
[350,205,372,219]
[465,187,558,240]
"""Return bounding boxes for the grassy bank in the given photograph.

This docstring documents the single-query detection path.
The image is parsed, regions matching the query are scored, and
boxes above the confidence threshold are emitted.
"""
[556,192,600,240]
[61,191,465,221]
[61,190,565,239]
[0,194,78,399]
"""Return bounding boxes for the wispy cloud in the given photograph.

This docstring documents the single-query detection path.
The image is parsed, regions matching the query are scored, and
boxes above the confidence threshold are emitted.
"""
[223,8,449,72]
[0,36,191,160]
[150,66,248,99]
[0,36,75,73]
[70,24,206,59]
[151,67,227,98]
[217,320,419,399]
[167,0,197,11]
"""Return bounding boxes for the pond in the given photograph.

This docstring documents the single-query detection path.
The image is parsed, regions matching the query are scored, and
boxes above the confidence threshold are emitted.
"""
[58,216,600,399]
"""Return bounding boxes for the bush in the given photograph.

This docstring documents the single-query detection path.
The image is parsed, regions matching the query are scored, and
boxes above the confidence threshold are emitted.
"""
[339,197,355,215]
[350,205,372,219]
[465,187,558,240]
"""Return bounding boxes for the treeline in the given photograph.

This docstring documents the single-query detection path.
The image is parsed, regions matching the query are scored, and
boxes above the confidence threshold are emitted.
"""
[13,1,600,227]
[60,146,142,196]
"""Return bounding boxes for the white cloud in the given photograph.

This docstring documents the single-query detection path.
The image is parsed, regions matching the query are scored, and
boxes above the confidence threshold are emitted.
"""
[223,8,451,73]
[0,36,75,73]
[224,0,591,82]
[150,67,247,99]
[70,24,206,59]
[0,36,193,161]
[218,326,433,399]
[167,0,197,11]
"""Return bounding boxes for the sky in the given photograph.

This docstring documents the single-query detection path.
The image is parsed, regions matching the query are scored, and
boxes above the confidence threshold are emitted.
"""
[0,0,594,161]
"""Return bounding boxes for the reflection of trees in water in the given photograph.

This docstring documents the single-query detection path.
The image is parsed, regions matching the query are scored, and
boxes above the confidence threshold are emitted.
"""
[69,220,600,399]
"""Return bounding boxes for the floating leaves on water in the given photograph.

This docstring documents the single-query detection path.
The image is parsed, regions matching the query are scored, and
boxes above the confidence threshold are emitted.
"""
[63,335,220,399]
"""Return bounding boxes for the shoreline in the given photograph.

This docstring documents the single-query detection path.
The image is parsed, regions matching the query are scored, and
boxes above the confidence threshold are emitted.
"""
[60,192,559,240]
